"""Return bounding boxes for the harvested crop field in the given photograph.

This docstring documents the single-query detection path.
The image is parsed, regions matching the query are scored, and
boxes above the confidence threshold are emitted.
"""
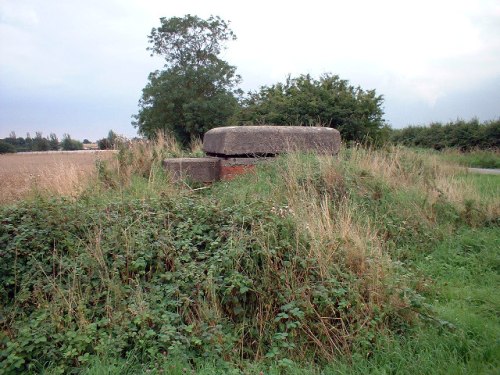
[0,150,116,204]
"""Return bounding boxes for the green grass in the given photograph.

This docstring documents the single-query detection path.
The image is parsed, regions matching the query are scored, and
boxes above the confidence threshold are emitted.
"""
[459,173,500,199]
[440,149,500,169]
[1,146,499,374]
[405,147,500,168]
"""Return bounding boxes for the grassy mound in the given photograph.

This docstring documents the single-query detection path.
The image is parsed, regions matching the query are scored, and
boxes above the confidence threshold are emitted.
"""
[0,143,498,374]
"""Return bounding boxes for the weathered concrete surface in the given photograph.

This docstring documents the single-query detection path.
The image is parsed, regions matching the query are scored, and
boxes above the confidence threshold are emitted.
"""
[164,126,343,183]
[163,157,220,182]
[203,126,341,156]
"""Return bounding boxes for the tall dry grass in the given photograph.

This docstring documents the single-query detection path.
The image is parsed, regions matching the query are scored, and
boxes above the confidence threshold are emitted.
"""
[341,145,499,222]
[31,162,97,198]
[0,151,115,204]
[237,144,499,358]
[275,153,394,332]
[91,132,211,199]
[0,133,197,204]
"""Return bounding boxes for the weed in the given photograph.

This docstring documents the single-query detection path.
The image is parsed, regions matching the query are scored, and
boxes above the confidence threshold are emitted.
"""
[0,144,498,374]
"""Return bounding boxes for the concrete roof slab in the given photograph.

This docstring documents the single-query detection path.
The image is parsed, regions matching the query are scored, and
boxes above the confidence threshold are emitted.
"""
[203,126,340,156]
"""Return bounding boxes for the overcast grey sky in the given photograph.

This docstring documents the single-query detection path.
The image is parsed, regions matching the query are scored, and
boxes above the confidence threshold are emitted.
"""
[1,0,499,141]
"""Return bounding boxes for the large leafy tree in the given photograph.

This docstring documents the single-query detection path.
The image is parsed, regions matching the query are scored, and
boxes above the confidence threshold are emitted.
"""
[133,15,241,144]
[235,74,388,144]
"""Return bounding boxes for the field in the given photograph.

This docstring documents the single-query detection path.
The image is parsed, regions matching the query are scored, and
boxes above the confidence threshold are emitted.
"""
[0,151,115,204]
[0,144,499,374]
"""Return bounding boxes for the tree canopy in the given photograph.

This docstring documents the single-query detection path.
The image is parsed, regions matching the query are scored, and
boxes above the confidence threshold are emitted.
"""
[234,74,388,144]
[391,118,500,150]
[134,16,392,145]
[133,15,241,144]
[147,15,236,69]
[0,140,16,154]
[1,132,59,152]
[60,134,83,151]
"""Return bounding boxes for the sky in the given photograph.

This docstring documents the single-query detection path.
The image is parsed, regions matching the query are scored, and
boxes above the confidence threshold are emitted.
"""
[0,0,499,141]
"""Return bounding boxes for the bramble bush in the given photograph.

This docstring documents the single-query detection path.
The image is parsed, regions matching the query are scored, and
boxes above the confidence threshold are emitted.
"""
[1,143,498,373]
[0,196,396,373]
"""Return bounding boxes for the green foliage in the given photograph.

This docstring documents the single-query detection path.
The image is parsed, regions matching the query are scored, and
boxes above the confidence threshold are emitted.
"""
[391,118,500,151]
[97,130,120,150]
[61,134,83,151]
[1,133,31,152]
[147,14,236,68]
[49,133,59,150]
[0,140,16,154]
[234,73,388,144]
[440,149,500,168]
[2,132,59,152]
[134,15,241,144]
[32,132,51,151]
[0,146,498,374]
[134,64,240,144]
[0,195,393,372]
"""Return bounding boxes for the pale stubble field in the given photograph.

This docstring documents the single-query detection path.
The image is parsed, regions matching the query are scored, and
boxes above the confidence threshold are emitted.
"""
[0,151,116,204]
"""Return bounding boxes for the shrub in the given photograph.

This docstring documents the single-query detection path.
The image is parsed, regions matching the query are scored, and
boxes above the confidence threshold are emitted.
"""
[0,140,16,154]
[391,118,500,150]
[234,74,388,145]
[1,144,497,373]
[61,134,83,151]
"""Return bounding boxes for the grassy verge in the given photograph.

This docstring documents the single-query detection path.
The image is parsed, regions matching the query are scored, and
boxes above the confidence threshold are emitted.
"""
[0,144,498,374]
[439,149,500,169]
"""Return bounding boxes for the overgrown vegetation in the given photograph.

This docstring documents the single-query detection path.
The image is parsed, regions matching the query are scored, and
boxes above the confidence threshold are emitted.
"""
[97,130,121,150]
[391,118,500,151]
[60,134,84,151]
[0,139,499,374]
[438,148,500,169]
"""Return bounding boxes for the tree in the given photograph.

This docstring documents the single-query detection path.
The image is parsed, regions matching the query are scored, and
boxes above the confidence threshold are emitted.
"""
[390,118,500,150]
[234,74,388,144]
[133,15,241,144]
[61,134,83,151]
[97,130,120,150]
[0,140,16,154]
[4,132,27,152]
[97,138,112,150]
[32,132,50,151]
[25,132,33,150]
[49,133,59,151]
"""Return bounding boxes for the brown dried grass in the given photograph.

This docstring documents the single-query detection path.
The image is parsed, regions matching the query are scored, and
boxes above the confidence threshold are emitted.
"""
[343,145,499,221]
[0,151,115,204]
[277,152,391,323]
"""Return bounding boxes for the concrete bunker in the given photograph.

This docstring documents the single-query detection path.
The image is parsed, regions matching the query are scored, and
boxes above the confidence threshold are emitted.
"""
[164,125,341,182]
